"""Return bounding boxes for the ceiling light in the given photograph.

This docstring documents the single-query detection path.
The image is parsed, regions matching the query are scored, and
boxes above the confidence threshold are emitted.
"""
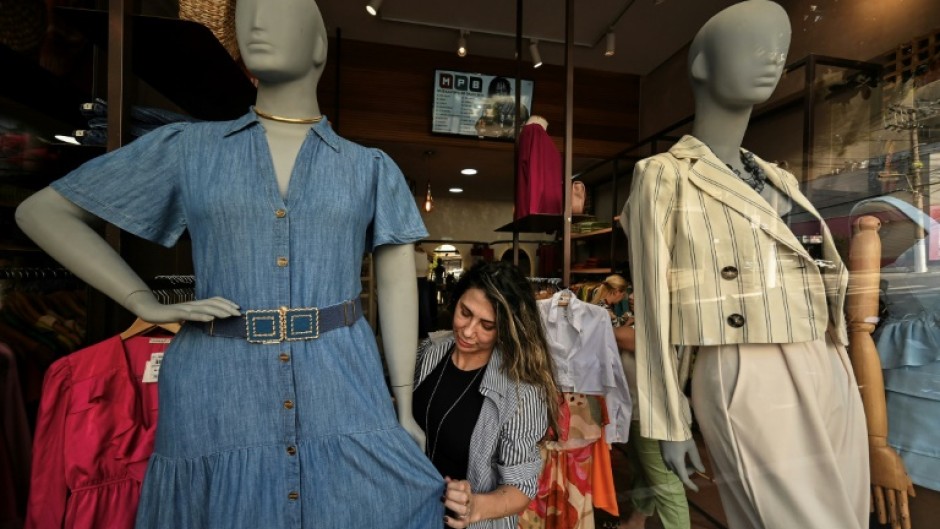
[460,168,477,175]
[54,134,80,145]
[529,39,542,69]
[365,0,383,16]
[449,187,464,194]
[605,30,615,57]
[457,30,468,57]
[423,150,434,213]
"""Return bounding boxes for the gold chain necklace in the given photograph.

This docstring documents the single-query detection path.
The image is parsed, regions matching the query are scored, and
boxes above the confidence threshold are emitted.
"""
[253,107,323,124]
[425,348,485,463]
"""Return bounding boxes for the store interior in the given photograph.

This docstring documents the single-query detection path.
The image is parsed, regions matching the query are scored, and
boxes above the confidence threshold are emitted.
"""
[2,0,940,528]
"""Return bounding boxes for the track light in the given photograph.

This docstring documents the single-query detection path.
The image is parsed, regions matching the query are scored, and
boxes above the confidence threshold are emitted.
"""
[365,0,383,16]
[457,30,468,57]
[529,39,542,68]
[605,30,615,57]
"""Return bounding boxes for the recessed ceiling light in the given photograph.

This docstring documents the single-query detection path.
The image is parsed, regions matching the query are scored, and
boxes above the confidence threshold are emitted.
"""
[460,168,477,175]
[449,187,464,194]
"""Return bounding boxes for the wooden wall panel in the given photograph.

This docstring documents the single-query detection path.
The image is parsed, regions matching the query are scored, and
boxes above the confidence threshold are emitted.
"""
[319,38,639,160]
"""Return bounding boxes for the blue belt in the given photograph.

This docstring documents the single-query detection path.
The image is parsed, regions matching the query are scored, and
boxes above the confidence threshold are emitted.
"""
[198,298,362,343]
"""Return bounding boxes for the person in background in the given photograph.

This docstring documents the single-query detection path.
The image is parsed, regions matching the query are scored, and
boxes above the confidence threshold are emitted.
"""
[590,274,630,328]
[414,261,560,529]
[415,243,434,339]
[615,289,690,529]
[434,258,447,304]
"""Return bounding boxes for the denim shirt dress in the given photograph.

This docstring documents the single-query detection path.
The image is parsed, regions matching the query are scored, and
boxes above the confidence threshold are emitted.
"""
[51,111,444,529]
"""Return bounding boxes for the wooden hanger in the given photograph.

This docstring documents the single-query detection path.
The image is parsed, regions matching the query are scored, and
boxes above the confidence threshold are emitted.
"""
[120,318,181,340]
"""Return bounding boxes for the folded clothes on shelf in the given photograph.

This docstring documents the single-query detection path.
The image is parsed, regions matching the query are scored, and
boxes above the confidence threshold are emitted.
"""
[73,99,200,146]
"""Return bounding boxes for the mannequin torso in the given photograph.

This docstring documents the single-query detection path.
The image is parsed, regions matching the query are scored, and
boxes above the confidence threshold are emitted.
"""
[259,118,314,197]
[621,2,871,528]
[14,0,443,525]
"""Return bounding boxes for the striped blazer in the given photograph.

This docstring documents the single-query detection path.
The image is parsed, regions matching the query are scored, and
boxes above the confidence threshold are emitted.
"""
[619,135,848,442]
[415,332,547,529]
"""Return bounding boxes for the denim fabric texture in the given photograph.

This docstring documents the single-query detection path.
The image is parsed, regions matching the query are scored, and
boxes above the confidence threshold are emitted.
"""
[51,110,444,529]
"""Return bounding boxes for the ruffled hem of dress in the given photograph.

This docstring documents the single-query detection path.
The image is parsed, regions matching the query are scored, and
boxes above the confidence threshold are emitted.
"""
[136,427,443,529]
[874,314,940,369]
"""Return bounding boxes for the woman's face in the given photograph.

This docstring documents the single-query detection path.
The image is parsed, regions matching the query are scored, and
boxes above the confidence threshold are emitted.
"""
[453,288,498,357]
[606,288,626,306]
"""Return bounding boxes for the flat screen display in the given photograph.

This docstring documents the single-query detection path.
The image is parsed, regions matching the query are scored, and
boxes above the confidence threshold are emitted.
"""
[431,69,534,140]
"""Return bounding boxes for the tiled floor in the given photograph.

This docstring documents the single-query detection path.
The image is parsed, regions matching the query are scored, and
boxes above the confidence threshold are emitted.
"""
[605,434,728,529]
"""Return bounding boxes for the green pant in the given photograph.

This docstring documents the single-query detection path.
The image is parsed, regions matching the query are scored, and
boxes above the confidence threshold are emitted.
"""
[626,421,691,529]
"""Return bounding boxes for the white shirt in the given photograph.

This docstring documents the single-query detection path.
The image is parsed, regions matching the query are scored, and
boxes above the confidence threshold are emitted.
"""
[538,290,632,443]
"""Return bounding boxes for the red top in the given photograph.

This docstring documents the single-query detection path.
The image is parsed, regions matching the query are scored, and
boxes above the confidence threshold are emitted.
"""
[26,333,170,529]
[515,122,562,220]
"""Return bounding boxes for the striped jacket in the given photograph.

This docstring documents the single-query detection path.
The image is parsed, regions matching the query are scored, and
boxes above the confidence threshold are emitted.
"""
[415,332,547,529]
[620,135,848,442]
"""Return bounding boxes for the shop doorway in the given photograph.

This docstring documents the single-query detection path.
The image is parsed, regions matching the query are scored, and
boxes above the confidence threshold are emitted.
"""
[500,249,532,276]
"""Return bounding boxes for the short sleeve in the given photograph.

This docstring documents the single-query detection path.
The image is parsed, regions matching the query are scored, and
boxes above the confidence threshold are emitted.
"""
[496,385,548,498]
[367,150,428,251]
[51,124,187,248]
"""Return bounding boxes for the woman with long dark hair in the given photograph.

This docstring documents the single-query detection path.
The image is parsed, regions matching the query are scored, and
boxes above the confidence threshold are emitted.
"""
[414,261,559,529]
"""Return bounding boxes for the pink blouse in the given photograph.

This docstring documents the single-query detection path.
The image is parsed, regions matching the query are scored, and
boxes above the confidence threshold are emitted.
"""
[26,333,171,529]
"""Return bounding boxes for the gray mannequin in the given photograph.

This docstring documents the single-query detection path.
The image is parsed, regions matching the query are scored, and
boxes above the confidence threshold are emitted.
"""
[621,1,869,528]
[16,0,443,526]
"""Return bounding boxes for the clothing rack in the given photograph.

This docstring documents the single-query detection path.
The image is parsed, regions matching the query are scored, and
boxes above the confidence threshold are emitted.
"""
[148,275,196,304]
[526,277,562,286]
[527,277,563,300]
[0,267,84,295]
[0,267,77,280]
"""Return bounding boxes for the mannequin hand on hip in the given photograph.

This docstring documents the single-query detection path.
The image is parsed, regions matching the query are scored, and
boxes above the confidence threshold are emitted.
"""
[124,290,241,323]
[870,443,915,529]
[661,439,705,491]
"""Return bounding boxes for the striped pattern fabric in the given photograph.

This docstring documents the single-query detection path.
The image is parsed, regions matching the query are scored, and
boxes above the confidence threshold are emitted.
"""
[415,332,548,529]
[620,135,849,442]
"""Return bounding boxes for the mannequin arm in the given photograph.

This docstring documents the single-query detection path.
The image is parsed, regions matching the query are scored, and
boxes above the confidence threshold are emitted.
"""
[660,439,705,492]
[15,187,240,323]
[846,216,915,529]
[374,243,425,448]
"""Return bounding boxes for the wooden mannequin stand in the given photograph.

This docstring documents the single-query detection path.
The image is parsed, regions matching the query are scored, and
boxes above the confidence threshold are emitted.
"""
[846,215,916,529]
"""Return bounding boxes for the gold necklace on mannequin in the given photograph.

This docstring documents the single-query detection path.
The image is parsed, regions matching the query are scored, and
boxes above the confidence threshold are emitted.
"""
[253,107,323,124]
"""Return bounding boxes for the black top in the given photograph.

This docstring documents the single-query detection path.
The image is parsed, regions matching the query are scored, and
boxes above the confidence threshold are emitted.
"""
[413,349,487,480]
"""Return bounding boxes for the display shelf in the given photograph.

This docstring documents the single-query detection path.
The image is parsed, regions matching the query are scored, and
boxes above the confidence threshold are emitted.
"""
[571,227,612,239]
[57,7,256,121]
[495,213,593,234]
[360,254,376,331]
[571,268,612,275]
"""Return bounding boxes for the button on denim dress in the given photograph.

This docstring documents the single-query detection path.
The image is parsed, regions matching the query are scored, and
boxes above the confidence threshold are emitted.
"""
[51,111,444,529]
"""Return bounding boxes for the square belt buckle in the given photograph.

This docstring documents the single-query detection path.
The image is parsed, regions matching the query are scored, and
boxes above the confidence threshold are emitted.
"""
[245,307,319,343]
[284,307,319,341]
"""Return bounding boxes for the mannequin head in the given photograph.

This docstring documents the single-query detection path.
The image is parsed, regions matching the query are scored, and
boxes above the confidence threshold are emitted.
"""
[688,0,790,110]
[236,0,328,85]
[525,115,548,131]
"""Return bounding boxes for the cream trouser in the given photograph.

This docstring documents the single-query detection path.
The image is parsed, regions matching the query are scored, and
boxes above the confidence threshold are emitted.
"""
[691,334,869,529]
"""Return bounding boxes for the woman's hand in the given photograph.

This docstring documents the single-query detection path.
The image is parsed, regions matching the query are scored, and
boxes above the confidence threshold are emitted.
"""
[443,477,475,528]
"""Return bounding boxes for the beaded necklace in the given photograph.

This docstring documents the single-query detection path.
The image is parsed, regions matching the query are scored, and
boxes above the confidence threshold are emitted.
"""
[725,151,767,193]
